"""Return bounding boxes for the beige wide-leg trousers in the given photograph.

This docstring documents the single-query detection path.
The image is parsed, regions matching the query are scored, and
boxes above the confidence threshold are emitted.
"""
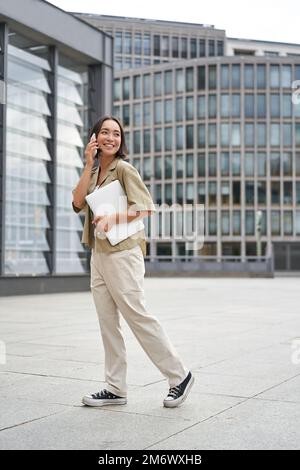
[90,244,189,397]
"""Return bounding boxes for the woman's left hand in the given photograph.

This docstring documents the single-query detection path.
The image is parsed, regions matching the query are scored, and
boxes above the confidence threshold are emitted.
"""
[93,214,115,233]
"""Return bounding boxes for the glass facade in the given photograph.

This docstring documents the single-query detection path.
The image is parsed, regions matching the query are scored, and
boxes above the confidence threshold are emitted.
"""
[5,41,52,274]
[1,21,108,281]
[114,57,300,261]
[56,58,87,273]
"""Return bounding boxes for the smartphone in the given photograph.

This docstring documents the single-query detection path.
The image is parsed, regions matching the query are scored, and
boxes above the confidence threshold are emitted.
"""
[90,133,98,158]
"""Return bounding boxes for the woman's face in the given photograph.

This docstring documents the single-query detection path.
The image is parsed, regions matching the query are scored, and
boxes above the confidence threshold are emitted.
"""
[97,119,121,157]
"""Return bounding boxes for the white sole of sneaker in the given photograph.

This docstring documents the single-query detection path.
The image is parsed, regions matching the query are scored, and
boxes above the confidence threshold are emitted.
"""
[82,397,127,407]
[163,375,195,408]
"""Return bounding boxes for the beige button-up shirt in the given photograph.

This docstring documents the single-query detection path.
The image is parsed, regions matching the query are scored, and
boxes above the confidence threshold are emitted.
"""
[72,157,156,257]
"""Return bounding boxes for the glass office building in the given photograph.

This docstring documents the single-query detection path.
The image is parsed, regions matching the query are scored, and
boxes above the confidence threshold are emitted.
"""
[0,0,113,294]
[76,14,300,271]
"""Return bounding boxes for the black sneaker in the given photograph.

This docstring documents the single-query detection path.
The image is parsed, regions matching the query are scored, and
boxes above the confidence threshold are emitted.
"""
[163,371,194,408]
[82,389,127,407]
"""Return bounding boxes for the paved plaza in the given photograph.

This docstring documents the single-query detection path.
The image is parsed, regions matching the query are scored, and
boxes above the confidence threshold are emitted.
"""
[0,277,300,450]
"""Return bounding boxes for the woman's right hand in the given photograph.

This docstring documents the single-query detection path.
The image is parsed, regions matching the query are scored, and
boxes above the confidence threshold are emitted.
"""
[84,133,99,168]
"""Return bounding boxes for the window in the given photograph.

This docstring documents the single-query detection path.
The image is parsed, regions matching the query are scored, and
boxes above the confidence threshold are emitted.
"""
[208,182,217,205]
[155,156,162,179]
[133,76,141,99]
[199,39,205,57]
[162,36,169,57]
[221,152,229,176]
[198,124,205,147]
[208,152,217,176]
[221,211,230,235]
[164,155,172,179]
[283,182,293,205]
[282,65,292,88]
[208,95,216,118]
[271,181,280,204]
[245,152,254,176]
[176,97,183,121]
[271,152,280,176]
[172,37,179,58]
[134,33,142,55]
[133,103,141,126]
[208,124,216,147]
[221,65,229,88]
[190,38,197,58]
[245,123,254,146]
[143,102,150,126]
[221,124,229,146]
[186,125,194,149]
[208,211,217,235]
[122,104,130,126]
[153,35,160,56]
[257,64,266,88]
[154,128,162,152]
[176,69,184,93]
[271,94,280,117]
[232,94,240,117]
[143,33,150,55]
[115,31,122,53]
[176,154,183,178]
[165,127,172,151]
[232,124,241,146]
[186,96,194,120]
[257,181,266,204]
[257,123,266,146]
[197,153,205,177]
[186,67,194,92]
[257,152,266,176]
[143,129,151,153]
[181,37,187,58]
[164,70,172,94]
[154,72,162,96]
[245,211,254,235]
[270,65,280,88]
[245,181,255,205]
[176,126,183,150]
[217,41,224,56]
[270,124,280,146]
[271,210,280,235]
[133,130,140,154]
[114,79,120,101]
[122,77,130,100]
[245,94,254,117]
[197,66,205,90]
[231,152,241,176]
[221,182,230,205]
[124,32,132,54]
[232,65,240,88]
[221,94,229,117]
[244,64,254,88]
[197,95,206,118]
[257,94,266,118]
[154,101,162,124]
[186,154,194,177]
[233,211,241,234]
[209,40,215,56]
[143,74,150,97]
[208,65,216,89]
[283,152,292,176]
[164,99,173,123]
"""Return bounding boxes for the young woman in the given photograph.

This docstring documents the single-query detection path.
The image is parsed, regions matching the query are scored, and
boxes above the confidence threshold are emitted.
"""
[72,116,194,408]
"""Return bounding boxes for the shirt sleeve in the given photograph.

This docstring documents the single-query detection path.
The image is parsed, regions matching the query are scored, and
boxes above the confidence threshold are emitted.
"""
[119,163,156,212]
[71,166,98,214]
[71,188,87,214]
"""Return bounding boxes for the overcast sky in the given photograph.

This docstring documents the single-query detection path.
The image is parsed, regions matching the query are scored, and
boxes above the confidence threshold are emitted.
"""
[46,0,300,44]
